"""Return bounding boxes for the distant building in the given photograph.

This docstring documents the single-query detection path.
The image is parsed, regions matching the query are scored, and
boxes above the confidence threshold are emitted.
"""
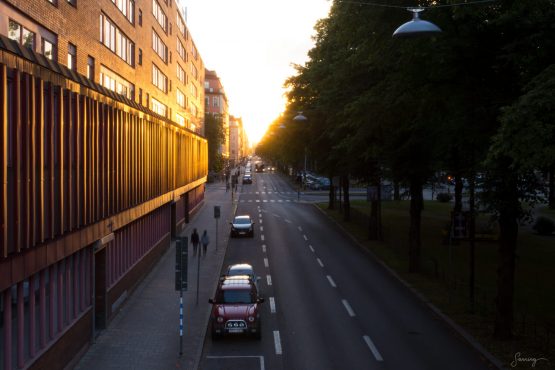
[0,1,208,369]
[229,115,248,162]
[204,69,229,158]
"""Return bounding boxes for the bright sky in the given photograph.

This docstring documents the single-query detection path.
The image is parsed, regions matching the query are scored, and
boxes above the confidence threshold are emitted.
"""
[183,0,332,146]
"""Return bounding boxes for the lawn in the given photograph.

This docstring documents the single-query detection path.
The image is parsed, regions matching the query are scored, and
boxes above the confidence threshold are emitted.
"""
[318,199,555,369]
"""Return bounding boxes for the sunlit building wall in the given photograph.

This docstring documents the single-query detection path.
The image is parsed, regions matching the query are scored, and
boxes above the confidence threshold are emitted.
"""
[204,69,229,158]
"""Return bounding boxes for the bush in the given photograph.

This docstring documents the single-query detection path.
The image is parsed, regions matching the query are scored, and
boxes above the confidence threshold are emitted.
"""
[436,193,452,203]
[532,216,555,235]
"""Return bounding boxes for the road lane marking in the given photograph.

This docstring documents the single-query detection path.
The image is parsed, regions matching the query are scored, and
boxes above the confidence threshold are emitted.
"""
[273,213,280,218]
[256,200,260,203]
[309,245,315,253]
[278,200,283,202]
[303,235,308,241]
[298,226,303,231]
[264,258,269,268]
[342,299,355,317]
[273,331,282,355]
[263,200,268,203]
[206,356,266,370]
[285,219,292,224]
[259,219,263,224]
[363,335,384,362]
[317,258,324,268]
[260,226,264,232]
[261,234,265,241]
[266,275,272,286]
[327,275,337,288]
[262,244,267,253]
[269,297,276,313]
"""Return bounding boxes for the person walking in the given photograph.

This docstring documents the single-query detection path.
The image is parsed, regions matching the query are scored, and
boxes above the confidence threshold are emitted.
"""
[191,228,200,256]
[200,230,210,257]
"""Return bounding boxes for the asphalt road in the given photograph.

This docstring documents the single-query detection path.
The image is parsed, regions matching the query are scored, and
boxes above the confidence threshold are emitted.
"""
[198,171,493,370]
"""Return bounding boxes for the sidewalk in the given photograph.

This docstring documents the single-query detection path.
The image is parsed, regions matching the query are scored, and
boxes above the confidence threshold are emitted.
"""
[74,182,236,370]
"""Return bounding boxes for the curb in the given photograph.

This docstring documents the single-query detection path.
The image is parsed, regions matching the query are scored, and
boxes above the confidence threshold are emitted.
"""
[312,204,507,370]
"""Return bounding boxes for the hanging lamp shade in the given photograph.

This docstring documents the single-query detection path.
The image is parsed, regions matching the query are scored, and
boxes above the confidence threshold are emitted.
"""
[393,8,442,38]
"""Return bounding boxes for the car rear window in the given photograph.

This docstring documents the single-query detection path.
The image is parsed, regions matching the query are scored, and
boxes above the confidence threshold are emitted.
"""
[234,218,251,224]
[221,290,253,304]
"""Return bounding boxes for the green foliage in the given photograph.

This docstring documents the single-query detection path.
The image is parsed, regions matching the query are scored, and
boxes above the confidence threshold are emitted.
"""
[204,114,225,172]
[436,193,452,203]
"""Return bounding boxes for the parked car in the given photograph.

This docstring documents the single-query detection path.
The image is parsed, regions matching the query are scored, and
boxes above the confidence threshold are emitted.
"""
[242,174,252,184]
[230,215,255,237]
[224,263,260,290]
[209,275,264,339]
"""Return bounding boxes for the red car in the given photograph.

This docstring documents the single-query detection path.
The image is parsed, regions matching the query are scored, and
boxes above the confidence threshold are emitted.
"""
[209,275,264,340]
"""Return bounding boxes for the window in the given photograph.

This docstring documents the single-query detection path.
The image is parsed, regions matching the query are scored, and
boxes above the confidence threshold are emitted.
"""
[190,63,198,80]
[176,14,186,38]
[138,9,142,25]
[152,0,167,32]
[111,0,134,23]
[8,20,35,50]
[67,43,76,71]
[152,30,167,62]
[48,0,58,5]
[204,81,209,89]
[99,13,135,66]
[67,0,77,6]
[213,96,219,107]
[190,102,198,117]
[87,56,95,79]
[100,65,135,99]
[152,64,167,93]
[189,82,197,99]
[151,97,167,117]
[177,39,185,62]
[191,43,197,60]
[176,89,185,108]
[138,48,142,65]
[176,63,186,84]
[176,113,185,127]
[42,39,55,60]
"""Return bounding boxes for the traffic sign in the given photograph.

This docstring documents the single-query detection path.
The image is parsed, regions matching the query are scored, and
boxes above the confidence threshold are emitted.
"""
[175,236,188,291]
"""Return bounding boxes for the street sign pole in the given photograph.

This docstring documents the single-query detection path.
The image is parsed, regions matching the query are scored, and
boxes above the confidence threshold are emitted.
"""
[175,237,188,356]
[214,206,221,251]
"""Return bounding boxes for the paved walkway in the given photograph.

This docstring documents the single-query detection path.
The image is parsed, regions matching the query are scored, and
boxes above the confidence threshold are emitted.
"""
[75,182,236,370]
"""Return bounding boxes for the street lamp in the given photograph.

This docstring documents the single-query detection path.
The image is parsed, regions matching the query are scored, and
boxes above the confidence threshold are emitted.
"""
[293,112,308,185]
[392,8,442,38]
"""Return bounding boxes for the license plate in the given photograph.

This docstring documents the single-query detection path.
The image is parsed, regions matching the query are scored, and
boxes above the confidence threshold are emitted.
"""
[228,328,244,333]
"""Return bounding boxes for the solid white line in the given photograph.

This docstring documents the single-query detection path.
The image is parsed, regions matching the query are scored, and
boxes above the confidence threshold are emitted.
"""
[264,258,269,268]
[363,335,384,362]
[266,275,272,286]
[317,258,324,268]
[327,275,337,288]
[342,299,356,317]
[269,297,276,313]
[309,245,315,253]
[261,234,265,241]
[262,244,267,253]
[298,226,303,231]
[303,235,308,241]
[273,331,282,355]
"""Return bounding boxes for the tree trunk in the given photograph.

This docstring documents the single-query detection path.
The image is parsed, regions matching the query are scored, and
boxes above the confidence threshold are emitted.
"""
[548,166,555,210]
[454,173,464,213]
[369,175,382,240]
[494,175,519,340]
[342,175,350,222]
[409,178,423,273]
[328,176,335,210]
[394,180,400,200]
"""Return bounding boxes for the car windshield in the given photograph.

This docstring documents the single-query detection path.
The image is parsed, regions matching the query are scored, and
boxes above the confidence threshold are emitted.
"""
[221,290,253,304]
[234,218,251,224]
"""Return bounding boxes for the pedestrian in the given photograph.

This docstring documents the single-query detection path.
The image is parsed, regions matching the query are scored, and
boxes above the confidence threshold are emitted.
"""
[191,228,200,256]
[201,230,210,257]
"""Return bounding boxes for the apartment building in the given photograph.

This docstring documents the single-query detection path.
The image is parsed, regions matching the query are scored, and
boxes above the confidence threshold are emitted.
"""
[229,115,248,163]
[0,1,208,369]
[204,69,229,158]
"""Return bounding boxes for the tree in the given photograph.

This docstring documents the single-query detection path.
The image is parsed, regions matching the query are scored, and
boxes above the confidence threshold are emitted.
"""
[204,113,225,172]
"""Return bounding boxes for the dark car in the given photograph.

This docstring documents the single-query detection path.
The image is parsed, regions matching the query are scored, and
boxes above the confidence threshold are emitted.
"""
[224,263,260,291]
[209,275,264,339]
[230,215,255,237]
[242,174,252,184]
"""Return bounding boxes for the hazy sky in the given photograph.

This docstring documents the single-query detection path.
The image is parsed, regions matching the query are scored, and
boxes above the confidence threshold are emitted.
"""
[183,0,332,145]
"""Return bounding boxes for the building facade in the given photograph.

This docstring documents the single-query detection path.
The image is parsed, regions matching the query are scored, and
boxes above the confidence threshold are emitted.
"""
[229,115,248,163]
[204,69,229,158]
[0,1,208,369]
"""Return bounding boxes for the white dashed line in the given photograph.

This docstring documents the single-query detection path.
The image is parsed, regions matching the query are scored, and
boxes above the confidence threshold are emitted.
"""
[278,200,283,203]
[263,200,268,203]
[261,234,265,241]
[285,219,292,224]
[256,200,260,203]
[303,235,308,241]
[264,258,269,268]
[269,297,276,313]
[266,275,272,286]
[309,245,315,253]
[342,299,356,317]
[273,213,280,218]
[298,226,303,231]
[262,244,267,253]
[259,219,263,224]
[327,275,337,288]
[273,331,282,355]
[260,226,264,232]
[317,258,324,268]
[363,335,384,362]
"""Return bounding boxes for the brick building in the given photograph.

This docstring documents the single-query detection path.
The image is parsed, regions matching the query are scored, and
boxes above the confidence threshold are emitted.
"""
[204,69,229,159]
[229,115,248,163]
[0,1,208,369]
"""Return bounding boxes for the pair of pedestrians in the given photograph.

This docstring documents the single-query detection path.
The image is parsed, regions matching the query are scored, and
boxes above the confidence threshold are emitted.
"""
[190,228,209,257]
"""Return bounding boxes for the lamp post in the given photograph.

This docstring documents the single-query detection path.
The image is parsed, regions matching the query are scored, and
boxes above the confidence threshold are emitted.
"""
[392,8,442,38]
[293,112,308,188]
